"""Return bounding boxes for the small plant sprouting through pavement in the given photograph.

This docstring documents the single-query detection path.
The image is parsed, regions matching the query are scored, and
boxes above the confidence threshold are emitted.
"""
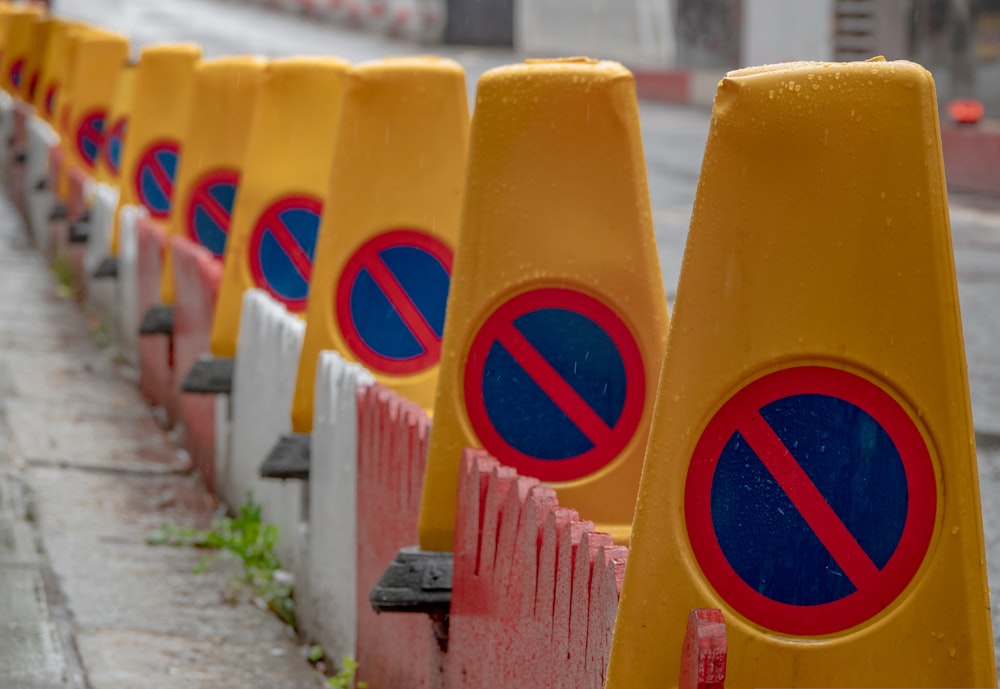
[51,254,74,299]
[147,494,369,684]
[309,648,367,689]
[146,492,295,627]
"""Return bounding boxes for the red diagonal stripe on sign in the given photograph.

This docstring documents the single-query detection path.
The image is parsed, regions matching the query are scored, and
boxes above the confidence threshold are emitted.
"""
[265,219,313,282]
[495,322,614,448]
[82,120,102,144]
[362,254,441,356]
[738,414,881,591]
[146,154,175,199]
[193,186,232,230]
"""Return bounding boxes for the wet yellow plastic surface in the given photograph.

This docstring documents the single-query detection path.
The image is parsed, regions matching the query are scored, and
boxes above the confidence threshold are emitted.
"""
[112,44,200,248]
[63,31,128,176]
[605,59,997,689]
[290,56,468,433]
[100,64,135,256]
[0,5,43,98]
[33,19,77,125]
[95,63,134,188]
[159,56,266,305]
[417,58,669,551]
[210,57,350,357]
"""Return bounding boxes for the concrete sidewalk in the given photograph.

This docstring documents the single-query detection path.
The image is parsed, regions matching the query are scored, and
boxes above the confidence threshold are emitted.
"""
[0,195,323,687]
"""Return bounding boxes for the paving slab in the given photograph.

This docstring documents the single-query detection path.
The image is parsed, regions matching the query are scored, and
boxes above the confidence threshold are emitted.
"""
[78,630,323,689]
[0,350,142,407]
[0,511,40,565]
[0,190,328,687]
[0,618,69,688]
[0,563,69,688]
[6,399,187,474]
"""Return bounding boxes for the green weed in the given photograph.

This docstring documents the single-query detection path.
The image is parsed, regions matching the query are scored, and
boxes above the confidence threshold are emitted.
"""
[327,655,367,689]
[51,254,74,298]
[147,493,295,626]
[306,646,367,688]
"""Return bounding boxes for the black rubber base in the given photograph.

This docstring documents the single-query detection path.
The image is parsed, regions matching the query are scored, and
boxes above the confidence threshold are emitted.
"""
[68,222,89,244]
[49,202,68,221]
[181,356,234,394]
[259,433,311,481]
[92,257,118,279]
[369,546,453,651]
[138,305,174,336]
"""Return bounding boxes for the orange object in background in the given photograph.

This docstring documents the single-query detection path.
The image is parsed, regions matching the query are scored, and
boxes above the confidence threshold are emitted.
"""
[948,98,984,124]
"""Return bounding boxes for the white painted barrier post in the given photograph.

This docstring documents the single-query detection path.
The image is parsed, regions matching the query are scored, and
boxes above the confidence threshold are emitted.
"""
[0,91,13,175]
[25,116,57,249]
[226,289,307,571]
[116,204,147,368]
[82,182,121,336]
[299,350,373,663]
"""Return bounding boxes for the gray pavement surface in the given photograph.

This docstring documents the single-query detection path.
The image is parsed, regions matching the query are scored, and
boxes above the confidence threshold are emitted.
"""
[0,198,323,687]
[6,0,1000,680]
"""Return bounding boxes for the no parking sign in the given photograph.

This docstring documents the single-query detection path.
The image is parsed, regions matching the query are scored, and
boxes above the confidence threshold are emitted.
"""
[336,229,453,375]
[75,110,106,170]
[185,169,239,259]
[464,288,645,482]
[685,366,936,636]
[9,58,24,91]
[134,140,181,219]
[27,70,39,101]
[103,118,126,177]
[248,195,323,311]
[44,83,56,118]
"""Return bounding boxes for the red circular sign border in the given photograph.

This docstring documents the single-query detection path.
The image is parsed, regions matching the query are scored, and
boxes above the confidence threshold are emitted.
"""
[44,82,57,117]
[133,139,181,220]
[9,57,24,91]
[335,228,454,376]
[27,70,39,101]
[102,117,126,176]
[75,109,107,171]
[684,365,938,637]
[184,168,240,253]
[463,287,646,483]
[247,194,324,313]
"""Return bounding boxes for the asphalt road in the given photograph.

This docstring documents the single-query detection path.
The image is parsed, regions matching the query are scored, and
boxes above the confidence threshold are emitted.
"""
[53,0,1000,666]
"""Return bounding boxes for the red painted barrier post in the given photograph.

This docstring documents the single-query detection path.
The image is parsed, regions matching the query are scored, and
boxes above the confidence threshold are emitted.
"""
[66,166,90,301]
[446,450,627,689]
[172,234,223,487]
[678,609,727,689]
[136,217,176,423]
[45,143,67,262]
[355,385,444,689]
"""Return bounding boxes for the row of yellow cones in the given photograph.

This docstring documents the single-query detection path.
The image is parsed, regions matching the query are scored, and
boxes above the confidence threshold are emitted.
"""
[4,1,997,686]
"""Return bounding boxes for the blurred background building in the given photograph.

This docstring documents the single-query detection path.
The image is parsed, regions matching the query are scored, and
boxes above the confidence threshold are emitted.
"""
[476,0,1000,116]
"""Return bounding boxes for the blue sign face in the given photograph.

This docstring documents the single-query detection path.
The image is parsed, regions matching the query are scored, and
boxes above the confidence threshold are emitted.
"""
[10,59,24,89]
[135,141,180,219]
[685,366,937,636]
[248,195,323,312]
[76,112,106,168]
[464,288,645,482]
[105,119,126,175]
[712,393,907,606]
[186,170,238,258]
[336,229,453,375]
